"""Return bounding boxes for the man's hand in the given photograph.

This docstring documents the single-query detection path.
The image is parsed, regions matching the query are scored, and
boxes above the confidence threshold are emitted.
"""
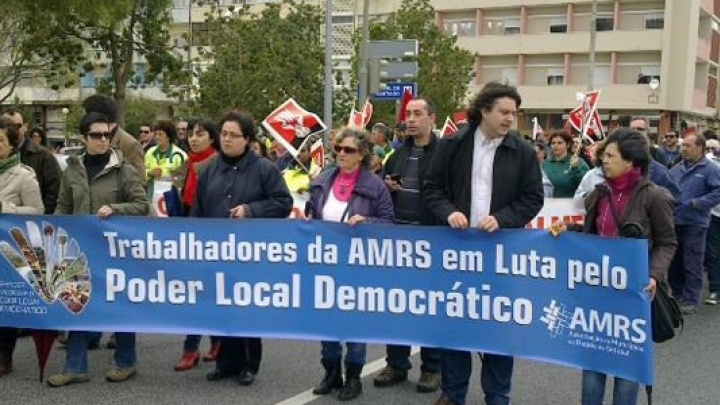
[347,215,366,226]
[447,211,468,229]
[478,216,499,232]
[151,168,163,179]
[384,176,401,192]
[228,205,247,219]
[97,205,114,219]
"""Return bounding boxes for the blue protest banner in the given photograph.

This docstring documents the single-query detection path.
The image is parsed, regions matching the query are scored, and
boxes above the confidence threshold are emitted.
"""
[0,216,652,384]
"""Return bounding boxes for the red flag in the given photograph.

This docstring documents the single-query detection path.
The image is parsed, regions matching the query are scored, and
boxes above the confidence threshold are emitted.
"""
[262,98,327,158]
[310,138,325,169]
[453,111,468,126]
[532,117,544,140]
[347,99,373,129]
[440,117,459,138]
[397,88,414,123]
[566,90,604,142]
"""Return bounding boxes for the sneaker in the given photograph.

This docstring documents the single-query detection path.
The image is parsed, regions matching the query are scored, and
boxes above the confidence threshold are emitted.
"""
[47,373,90,387]
[416,371,441,393]
[681,304,697,315]
[105,367,137,382]
[373,366,407,387]
[705,292,719,305]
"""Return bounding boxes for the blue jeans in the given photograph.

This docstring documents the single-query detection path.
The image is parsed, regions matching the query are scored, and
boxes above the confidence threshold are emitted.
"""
[669,225,708,305]
[705,216,720,294]
[581,370,638,405]
[183,335,221,352]
[65,331,136,374]
[321,341,366,366]
[386,344,441,373]
[441,349,513,405]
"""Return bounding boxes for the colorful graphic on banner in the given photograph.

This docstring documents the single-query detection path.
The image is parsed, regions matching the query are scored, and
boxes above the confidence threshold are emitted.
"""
[0,216,652,385]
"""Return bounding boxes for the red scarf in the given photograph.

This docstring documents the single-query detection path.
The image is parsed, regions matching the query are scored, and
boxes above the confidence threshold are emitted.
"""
[596,167,642,237]
[182,148,216,207]
[331,167,361,202]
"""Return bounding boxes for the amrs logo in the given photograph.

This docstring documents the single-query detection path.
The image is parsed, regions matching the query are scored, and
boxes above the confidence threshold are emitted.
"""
[540,299,646,344]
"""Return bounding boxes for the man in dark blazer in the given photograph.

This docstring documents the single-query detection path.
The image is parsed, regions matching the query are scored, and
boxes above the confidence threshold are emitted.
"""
[423,82,544,405]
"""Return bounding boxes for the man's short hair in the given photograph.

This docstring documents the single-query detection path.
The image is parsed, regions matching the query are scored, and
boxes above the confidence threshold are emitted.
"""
[410,97,437,116]
[2,107,24,122]
[371,123,391,140]
[467,81,521,125]
[83,94,118,123]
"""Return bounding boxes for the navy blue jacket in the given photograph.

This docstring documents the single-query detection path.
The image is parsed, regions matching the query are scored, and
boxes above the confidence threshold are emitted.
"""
[670,157,720,227]
[190,151,292,219]
[649,160,681,203]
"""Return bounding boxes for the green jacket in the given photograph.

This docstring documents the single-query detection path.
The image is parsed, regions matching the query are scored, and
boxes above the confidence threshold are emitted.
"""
[542,155,589,198]
[55,148,150,216]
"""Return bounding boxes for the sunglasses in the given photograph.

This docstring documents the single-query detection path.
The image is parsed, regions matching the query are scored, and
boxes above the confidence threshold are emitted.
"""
[334,145,359,154]
[140,130,151,133]
[87,131,111,140]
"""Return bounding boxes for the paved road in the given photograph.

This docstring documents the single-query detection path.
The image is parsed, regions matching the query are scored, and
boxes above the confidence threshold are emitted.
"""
[1,303,718,405]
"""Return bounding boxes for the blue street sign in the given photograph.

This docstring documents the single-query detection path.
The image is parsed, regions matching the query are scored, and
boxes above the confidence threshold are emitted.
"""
[371,82,417,101]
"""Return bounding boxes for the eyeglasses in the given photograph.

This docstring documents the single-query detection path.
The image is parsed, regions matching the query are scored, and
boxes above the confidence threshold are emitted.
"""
[334,145,359,154]
[140,130,150,134]
[664,134,678,139]
[87,132,111,140]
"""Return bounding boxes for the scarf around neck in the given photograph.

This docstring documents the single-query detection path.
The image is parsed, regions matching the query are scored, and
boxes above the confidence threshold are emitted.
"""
[0,153,21,176]
[182,147,216,207]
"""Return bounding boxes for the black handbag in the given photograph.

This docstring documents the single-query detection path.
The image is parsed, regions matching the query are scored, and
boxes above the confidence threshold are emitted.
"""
[650,281,683,343]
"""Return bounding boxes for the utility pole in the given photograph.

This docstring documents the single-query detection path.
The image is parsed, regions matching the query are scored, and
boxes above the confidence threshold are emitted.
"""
[358,0,370,105]
[187,1,193,102]
[587,0,597,92]
[323,0,333,129]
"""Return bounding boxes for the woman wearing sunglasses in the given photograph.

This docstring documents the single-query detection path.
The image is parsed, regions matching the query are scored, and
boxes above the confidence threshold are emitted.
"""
[306,128,394,401]
[48,112,149,387]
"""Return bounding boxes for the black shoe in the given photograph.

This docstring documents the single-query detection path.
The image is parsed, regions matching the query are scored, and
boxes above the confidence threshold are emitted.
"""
[206,369,237,381]
[313,359,343,395]
[238,369,255,386]
[338,363,363,401]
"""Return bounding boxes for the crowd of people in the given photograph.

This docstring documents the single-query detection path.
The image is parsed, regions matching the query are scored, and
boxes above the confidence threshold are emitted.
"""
[0,81,717,405]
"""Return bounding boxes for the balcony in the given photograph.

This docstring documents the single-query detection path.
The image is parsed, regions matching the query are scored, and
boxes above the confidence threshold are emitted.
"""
[465,83,665,110]
[458,30,663,56]
[698,38,711,62]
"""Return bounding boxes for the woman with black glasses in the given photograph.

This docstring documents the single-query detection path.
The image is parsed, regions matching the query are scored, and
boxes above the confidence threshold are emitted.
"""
[307,128,394,401]
[48,112,149,387]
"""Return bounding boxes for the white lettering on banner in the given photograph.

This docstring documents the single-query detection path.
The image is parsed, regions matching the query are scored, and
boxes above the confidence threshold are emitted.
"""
[347,238,432,269]
[106,269,203,304]
[495,244,557,280]
[569,307,646,344]
[442,249,483,272]
[307,235,338,265]
[527,198,585,229]
[103,232,298,263]
[313,275,533,325]
[567,256,628,290]
[215,272,301,308]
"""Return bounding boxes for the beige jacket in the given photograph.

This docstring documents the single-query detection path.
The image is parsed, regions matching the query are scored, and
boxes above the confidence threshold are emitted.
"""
[112,126,146,186]
[0,163,44,214]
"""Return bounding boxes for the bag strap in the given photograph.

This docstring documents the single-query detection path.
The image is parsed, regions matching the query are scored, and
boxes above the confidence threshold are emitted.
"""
[604,186,623,231]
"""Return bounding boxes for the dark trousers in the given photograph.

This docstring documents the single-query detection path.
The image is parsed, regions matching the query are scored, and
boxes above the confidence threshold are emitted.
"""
[386,344,441,373]
[669,225,708,305]
[441,349,513,405]
[705,216,720,294]
[0,328,17,354]
[215,337,262,375]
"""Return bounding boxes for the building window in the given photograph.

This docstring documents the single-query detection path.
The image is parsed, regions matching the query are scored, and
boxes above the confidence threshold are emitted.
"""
[547,68,564,85]
[191,22,211,46]
[501,68,518,85]
[644,14,664,30]
[444,20,476,37]
[504,19,520,35]
[596,17,614,31]
[549,18,567,33]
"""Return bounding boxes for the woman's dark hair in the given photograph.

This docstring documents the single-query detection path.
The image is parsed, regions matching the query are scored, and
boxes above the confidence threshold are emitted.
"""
[0,117,21,150]
[219,110,257,142]
[533,141,547,157]
[335,127,373,168]
[193,118,220,150]
[591,141,607,167]
[153,120,177,143]
[79,112,110,136]
[83,94,118,123]
[547,130,573,149]
[467,81,522,125]
[29,127,47,147]
[604,128,650,174]
[249,139,268,158]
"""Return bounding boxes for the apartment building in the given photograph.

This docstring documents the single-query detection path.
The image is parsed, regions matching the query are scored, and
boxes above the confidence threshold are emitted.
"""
[434,0,720,138]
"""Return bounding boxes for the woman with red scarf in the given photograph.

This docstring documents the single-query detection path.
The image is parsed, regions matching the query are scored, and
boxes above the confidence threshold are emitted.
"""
[553,128,676,405]
[172,118,221,371]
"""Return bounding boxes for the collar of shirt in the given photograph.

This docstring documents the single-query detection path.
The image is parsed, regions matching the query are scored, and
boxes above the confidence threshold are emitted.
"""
[474,127,503,149]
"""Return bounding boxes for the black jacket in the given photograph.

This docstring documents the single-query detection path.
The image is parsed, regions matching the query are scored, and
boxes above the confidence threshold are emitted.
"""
[383,134,438,225]
[19,139,61,214]
[422,124,544,228]
[190,150,292,219]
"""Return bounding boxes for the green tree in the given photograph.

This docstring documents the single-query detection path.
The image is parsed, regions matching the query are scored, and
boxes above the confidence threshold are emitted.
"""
[193,0,325,122]
[352,0,474,125]
[19,0,183,126]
